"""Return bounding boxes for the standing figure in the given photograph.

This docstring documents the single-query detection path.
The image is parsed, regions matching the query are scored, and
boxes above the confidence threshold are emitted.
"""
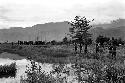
[74,43,77,52]
[96,43,99,53]
[112,45,116,60]
[109,45,113,59]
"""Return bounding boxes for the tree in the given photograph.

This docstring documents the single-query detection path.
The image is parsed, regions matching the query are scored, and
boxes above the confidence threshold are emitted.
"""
[96,35,110,47]
[68,16,93,53]
[51,40,57,45]
[117,37,124,46]
[62,36,68,45]
[85,38,93,45]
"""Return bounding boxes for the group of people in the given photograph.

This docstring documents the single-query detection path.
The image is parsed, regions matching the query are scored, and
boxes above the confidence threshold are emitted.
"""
[96,43,117,59]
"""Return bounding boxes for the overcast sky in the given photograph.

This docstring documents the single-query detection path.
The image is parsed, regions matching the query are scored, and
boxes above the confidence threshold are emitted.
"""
[0,0,125,28]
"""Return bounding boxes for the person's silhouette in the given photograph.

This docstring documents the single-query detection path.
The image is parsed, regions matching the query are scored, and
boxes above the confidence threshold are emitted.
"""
[112,45,116,59]
[96,43,99,53]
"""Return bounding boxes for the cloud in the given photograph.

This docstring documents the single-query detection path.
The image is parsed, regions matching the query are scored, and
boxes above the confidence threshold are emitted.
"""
[0,6,25,22]
[0,6,10,21]
[96,1,125,18]
[0,0,124,28]
[63,0,125,23]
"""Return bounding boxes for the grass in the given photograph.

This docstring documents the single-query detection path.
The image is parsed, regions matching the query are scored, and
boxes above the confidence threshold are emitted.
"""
[0,44,76,63]
[20,55,125,83]
[0,43,125,64]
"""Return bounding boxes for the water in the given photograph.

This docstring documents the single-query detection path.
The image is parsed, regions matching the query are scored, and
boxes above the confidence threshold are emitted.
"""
[0,58,29,83]
[0,57,78,83]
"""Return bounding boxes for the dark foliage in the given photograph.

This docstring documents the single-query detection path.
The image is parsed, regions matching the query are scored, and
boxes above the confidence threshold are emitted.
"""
[0,63,17,78]
[68,16,93,53]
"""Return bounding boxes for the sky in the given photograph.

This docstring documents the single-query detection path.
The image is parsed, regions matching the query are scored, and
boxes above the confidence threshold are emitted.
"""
[0,0,125,28]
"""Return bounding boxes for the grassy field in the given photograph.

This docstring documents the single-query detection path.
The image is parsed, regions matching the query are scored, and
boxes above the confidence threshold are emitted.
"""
[0,43,125,64]
[0,43,125,82]
[0,44,76,63]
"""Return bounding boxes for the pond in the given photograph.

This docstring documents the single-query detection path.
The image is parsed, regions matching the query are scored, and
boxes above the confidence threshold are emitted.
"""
[0,52,79,83]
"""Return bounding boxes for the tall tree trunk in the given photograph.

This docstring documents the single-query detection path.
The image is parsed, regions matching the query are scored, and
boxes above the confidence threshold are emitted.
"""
[84,44,87,53]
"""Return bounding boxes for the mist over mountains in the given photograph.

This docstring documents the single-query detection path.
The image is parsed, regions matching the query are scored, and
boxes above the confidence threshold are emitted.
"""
[0,19,125,42]
[90,18,125,40]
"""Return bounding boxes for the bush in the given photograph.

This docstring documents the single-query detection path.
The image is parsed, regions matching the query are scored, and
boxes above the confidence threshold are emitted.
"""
[20,58,56,83]
[0,62,17,78]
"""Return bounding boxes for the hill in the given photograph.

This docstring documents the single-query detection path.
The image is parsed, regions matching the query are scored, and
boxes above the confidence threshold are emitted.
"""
[0,21,70,42]
[0,19,124,42]
[90,18,125,40]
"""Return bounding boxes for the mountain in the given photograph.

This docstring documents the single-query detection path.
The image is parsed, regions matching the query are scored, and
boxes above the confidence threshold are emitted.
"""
[90,26,125,41]
[93,18,125,29]
[0,19,124,42]
[90,18,125,40]
[0,21,70,42]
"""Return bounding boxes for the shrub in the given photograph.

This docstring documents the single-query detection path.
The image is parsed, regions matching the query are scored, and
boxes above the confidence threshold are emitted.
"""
[0,62,17,78]
[20,58,56,83]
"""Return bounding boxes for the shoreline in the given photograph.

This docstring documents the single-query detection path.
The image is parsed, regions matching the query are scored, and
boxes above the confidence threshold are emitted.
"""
[0,52,26,60]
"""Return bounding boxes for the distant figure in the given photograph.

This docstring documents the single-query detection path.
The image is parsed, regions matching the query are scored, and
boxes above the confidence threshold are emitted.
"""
[12,42,14,46]
[109,45,113,59]
[74,43,77,52]
[96,43,99,53]
[108,44,116,59]
[112,45,116,59]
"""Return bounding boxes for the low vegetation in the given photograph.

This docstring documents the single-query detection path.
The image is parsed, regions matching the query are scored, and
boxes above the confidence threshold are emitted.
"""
[0,44,76,63]
[0,62,17,78]
[20,58,57,83]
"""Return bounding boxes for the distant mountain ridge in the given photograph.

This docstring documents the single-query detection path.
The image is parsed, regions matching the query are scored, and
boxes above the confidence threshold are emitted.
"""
[90,18,125,40]
[0,19,125,42]
[0,21,70,42]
